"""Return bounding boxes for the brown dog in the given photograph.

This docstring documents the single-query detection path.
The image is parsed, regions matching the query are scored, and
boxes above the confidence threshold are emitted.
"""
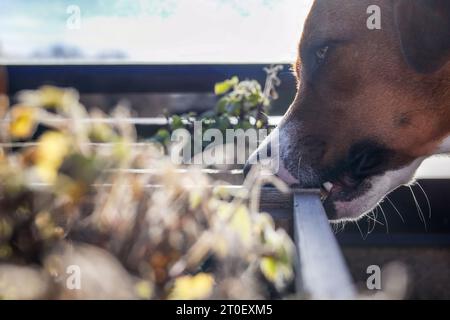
[247,0,450,221]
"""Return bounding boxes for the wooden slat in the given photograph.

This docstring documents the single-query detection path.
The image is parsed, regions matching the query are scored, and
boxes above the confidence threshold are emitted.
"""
[259,187,293,211]
[293,192,356,299]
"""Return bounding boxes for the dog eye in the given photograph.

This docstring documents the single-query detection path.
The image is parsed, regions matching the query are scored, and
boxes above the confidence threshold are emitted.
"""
[315,46,329,62]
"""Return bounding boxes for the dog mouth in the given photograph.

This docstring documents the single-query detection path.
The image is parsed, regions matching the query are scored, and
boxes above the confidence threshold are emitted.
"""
[274,159,375,220]
[276,163,368,204]
[320,175,361,201]
[319,174,371,219]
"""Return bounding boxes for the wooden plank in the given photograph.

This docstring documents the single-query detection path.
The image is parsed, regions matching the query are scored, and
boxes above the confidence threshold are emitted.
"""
[259,187,293,211]
[293,192,356,299]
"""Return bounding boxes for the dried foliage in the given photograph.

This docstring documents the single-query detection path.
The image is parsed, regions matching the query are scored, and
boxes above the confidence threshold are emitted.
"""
[0,86,294,300]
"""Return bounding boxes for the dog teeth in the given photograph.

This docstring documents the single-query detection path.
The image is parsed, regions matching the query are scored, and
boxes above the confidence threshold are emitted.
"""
[323,182,333,192]
[320,182,333,202]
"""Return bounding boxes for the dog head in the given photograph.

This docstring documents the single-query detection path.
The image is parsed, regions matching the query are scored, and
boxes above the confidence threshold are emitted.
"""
[247,0,450,221]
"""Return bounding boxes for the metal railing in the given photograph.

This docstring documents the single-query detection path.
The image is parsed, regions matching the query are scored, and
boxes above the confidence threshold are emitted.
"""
[258,188,356,299]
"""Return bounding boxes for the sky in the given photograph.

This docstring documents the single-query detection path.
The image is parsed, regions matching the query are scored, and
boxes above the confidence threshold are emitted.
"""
[0,0,314,63]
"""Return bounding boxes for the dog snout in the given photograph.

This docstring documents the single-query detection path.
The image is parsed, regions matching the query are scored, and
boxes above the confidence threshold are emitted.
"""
[348,142,389,179]
[243,142,271,178]
[244,128,300,185]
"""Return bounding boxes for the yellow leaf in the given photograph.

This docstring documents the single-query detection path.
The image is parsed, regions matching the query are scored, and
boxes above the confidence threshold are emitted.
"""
[113,139,131,161]
[189,191,203,210]
[135,281,153,300]
[40,86,66,107]
[40,86,78,109]
[169,273,214,300]
[260,257,277,282]
[89,122,116,142]
[9,105,36,139]
[35,163,58,185]
[260,256,294,290]
[37,131,70,166]
[256,120,264,129]
[216,202,234,220]
[35,131,70,183]
[214,76,239,95]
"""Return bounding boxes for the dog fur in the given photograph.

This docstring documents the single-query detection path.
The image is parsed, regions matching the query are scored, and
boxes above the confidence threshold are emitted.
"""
[248,0,450,221]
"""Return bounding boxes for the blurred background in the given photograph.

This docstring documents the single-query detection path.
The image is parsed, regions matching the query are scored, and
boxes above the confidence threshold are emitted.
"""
[0,0,313,63]
[1,0,450,299]
[0,0,315,117]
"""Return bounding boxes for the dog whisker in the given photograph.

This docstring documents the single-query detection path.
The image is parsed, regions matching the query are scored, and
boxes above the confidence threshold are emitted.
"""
[386,196,405,223]
[339,220,348,233]
[366,212,384,226]
[409,185,427,231]
[332,221,338,233]
[379,204,389,234]
[367,209,378,235]
[366,211,372,237]
[416,181,432,219]
[355,219,367,241]
[363,210,376,238]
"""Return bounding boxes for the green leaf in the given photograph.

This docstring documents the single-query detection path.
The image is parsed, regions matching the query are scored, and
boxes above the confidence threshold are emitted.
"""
[153,128,170,145]
[216,98,228,114]
[170,115,184,130]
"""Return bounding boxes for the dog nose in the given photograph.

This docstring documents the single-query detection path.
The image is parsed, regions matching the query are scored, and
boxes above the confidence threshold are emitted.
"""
[348,142,387,179]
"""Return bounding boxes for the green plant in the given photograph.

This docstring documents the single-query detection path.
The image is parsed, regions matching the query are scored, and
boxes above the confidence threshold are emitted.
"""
[152,65,283,151]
